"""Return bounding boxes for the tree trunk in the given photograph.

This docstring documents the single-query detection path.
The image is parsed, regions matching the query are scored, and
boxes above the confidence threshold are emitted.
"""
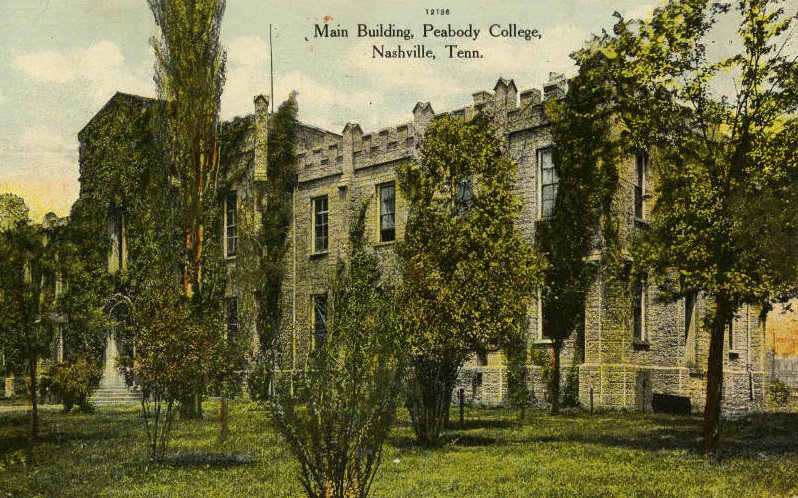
[183,225,192,297]
[407,356,458,446]
[220,389,227,442]
[550,340,562,415]
[179,221,204,420]
[703,295,730,453]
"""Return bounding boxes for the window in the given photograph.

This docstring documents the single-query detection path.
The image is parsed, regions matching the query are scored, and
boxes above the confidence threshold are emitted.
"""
[456,176,474,213]
[539,149,558,219]
[108,208,124,273]
[225,192,237,258]
[226,298,238,344]
[635,152,648,220]
[727,320,734,351]
[535,289,545,341]
[684,293,698,365]
[312,294,328,348]
[379,182,396,242]
[633,274,648,343]
[312,196,329,252]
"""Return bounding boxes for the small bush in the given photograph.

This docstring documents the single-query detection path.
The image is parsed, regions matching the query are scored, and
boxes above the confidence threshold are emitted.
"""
[769,380,791,407]
[40,355,102,413]
[271,203,406,498]
[561,365,580,409]
[247,353,272,402]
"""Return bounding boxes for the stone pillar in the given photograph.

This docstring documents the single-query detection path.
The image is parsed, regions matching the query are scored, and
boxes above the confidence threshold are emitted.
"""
[99,327,125,389]
[4,374,14,398]
[340,122,363,185]
[254,94,270,182]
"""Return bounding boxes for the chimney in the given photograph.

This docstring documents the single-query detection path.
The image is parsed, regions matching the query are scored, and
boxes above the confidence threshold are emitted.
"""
[412,102,435,136]
[493,77,518,110]
[520,88,542,107]
[341,122,363,182]
[543,73,567,100]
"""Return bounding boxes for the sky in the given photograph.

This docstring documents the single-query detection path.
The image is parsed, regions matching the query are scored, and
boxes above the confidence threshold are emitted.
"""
[0,0,788,221]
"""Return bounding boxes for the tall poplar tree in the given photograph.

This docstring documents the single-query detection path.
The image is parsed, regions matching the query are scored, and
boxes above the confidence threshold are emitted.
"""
[148,0,227,418]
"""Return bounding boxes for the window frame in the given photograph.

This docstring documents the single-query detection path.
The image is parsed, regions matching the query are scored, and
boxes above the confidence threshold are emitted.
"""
[538,147,558,220]
[634,152,648,221]
[224,191,237,259]
[378,181,396,243]
[633,273,648,344]
[312,195,329,253]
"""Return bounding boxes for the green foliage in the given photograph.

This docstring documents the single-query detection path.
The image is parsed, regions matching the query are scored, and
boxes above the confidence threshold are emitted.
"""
[0,193,30,230]
[539,37,627,412]
[147,0,231,419]
[271,202,406,498]
[399,113,543,444]
[769,380,791,407]
[581,0,798,451]
[248,96,299,396]
[561,365,580,409]
[530,347,553,404]
[148,0,227,298]
[6,404,798,496]
[40,355,102,413]
[120,280,226,461]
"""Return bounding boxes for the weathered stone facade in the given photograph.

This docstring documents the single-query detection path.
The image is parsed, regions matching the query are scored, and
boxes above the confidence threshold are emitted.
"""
[80,76,793,416]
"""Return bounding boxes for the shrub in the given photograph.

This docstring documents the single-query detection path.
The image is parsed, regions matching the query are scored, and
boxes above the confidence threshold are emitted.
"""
[247,352,272,402]
[271,203,406,498]
[769,380,791,407]
[40,355,102,413]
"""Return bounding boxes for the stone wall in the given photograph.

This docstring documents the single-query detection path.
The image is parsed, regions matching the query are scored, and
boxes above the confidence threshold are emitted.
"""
[231,76,772,416]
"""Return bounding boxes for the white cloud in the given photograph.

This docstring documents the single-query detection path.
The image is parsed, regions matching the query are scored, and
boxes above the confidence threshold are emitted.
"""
[10,41,153,107]
[222,35,271,119]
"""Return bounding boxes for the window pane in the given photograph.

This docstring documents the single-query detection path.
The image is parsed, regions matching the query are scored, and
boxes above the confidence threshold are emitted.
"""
[226,192,237,257]
[456,176,474,213]
[380,183,396,242]
[226,298,237,343]
[540,149,558,219]
[314,196,329,251]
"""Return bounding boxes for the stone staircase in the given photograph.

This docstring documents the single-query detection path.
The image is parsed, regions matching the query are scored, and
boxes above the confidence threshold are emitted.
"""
[90,383,140,406]
[90,329,140,406]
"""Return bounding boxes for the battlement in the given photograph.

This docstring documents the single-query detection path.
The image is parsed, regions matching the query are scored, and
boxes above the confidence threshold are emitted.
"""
[292,76,564,182]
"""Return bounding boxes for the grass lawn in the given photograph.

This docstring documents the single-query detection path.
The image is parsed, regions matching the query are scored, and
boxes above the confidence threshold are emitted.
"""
[1,401,797,497]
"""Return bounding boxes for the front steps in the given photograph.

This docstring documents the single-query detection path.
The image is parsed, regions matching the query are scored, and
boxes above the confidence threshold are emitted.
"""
[91,384,140,406]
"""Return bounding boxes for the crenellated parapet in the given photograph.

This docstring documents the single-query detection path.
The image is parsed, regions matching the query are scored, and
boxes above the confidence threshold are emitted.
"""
[293,77,560,183]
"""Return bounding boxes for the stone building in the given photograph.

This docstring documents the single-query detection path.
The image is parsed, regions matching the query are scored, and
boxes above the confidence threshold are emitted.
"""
[79,75,790,415]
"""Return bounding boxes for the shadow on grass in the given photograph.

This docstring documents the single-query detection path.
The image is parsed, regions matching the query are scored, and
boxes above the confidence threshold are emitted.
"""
[161,451,257,468]
[524,412,798,460]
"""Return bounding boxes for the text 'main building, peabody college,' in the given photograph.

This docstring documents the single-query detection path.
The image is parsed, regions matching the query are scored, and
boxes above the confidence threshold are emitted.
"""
[78,74,798,416]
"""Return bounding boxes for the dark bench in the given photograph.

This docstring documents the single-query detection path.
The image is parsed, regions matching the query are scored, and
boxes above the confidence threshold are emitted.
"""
[652,393,691,415]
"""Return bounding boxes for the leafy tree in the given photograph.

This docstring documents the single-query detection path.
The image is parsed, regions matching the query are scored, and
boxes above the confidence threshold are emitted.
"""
[40,354,102,413]
[0,194,30,230]
[148,0,227,418]
[570,0,798,451]
[120,280,225,462]
[537,44,624,414]
[398,114,543,445]
[271,202,406,498]
[0,219,60,455]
